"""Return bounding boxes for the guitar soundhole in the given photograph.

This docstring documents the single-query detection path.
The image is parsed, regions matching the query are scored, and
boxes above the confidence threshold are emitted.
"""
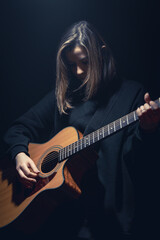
[41,151,59,173]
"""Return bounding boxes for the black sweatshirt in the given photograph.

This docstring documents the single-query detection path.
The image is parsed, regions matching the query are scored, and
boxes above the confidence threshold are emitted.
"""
[3,79,160,238]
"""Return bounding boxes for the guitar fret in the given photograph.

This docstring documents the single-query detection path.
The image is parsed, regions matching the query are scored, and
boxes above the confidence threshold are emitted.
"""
[92,132,95,143]
[63,148,65,159]
[69,145,72,155]
[93,132,95,142]
[60,149,62,160]
[66,146,68,157]
[75,141,78,152]
[83,138,85,148]
[108,124,110,135]
[99,128,103,139]
[75,141,78,153]
[82,139,84,150]
[86,137,88,147]
[62,148,64,160]
[85,136,89,147]
[68,145,70,157]
[98,129,102,140]
[100,129,102,139]
[71,143,73,154]
[104,127,107,137]
[86,137,89,146]
[67,145,70,156]
[102,127,104,138]
[94,131,97,141]
[84,138,86,148]
[73,142,75,154]
[68,145,70,156]
[126,115,129,124]
[119,118,122,128]
[97,130,99,141]
[65,147,66,158]
[128,113,132,124]
[129,112,135,123]
[96,130,99,140]
[121,116,127,127]
[74,142,76,153]
[110,123,114,134]
[68,145,71,157]
[80,138,82,150]
[61,149,63,160]
[67,146,69,158]
[59,150,62,161]
[115,119,120,131]
[114,121,116,131]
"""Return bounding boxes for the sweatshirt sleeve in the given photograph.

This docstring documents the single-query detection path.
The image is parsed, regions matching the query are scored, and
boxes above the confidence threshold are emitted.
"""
[122,85,160,181]
[3,90,56,161]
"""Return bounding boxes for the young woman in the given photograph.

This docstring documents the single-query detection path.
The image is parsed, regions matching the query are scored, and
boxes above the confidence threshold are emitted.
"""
[3,21,160,240]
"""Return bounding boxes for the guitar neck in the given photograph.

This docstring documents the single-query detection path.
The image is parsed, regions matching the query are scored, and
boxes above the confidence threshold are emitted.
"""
[59,98,160,162]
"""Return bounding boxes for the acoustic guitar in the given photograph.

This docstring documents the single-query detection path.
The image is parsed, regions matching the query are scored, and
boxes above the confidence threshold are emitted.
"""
[0,98,159,233]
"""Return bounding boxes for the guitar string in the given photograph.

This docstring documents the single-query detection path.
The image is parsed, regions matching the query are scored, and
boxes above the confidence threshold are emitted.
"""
[41,120,136,167]
[43,99,160,165]
[39,101,160,169]
[41,111,139,168]
[41,153,62,172]
[40,124,122,167]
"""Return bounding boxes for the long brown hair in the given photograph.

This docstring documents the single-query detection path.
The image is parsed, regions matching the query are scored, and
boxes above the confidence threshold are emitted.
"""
[56,21,116,114]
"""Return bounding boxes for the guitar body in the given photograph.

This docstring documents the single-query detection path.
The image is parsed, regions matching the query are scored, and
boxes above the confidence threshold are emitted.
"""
[0,127,98,234]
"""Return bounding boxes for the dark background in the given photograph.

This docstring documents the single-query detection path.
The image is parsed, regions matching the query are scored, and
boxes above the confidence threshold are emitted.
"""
[1,0,160,143]
[0,1,160,238]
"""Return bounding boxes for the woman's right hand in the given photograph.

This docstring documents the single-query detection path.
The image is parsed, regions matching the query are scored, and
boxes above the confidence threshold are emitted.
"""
[15,152,40,188]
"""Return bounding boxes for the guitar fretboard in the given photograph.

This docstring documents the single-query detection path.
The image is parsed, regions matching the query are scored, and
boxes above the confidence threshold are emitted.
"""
[59,98,160,162]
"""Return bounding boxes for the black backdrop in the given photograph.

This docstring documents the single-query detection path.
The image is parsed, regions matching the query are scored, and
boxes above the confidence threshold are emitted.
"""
[1,0,160,142]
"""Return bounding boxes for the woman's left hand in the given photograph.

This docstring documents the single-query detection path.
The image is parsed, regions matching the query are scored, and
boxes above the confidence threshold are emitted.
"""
[136,92,160,132]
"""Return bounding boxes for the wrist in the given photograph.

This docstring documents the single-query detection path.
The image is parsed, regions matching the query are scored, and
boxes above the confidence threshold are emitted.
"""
[15,152,27,160]
[16,152,25,156]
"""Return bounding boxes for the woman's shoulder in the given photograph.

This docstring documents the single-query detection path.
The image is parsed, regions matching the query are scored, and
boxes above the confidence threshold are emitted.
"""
[31,89,56,110]
[107,75,145,98]
[120,78,144,91]
[116,78,146,108]
[117,78,146,100]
